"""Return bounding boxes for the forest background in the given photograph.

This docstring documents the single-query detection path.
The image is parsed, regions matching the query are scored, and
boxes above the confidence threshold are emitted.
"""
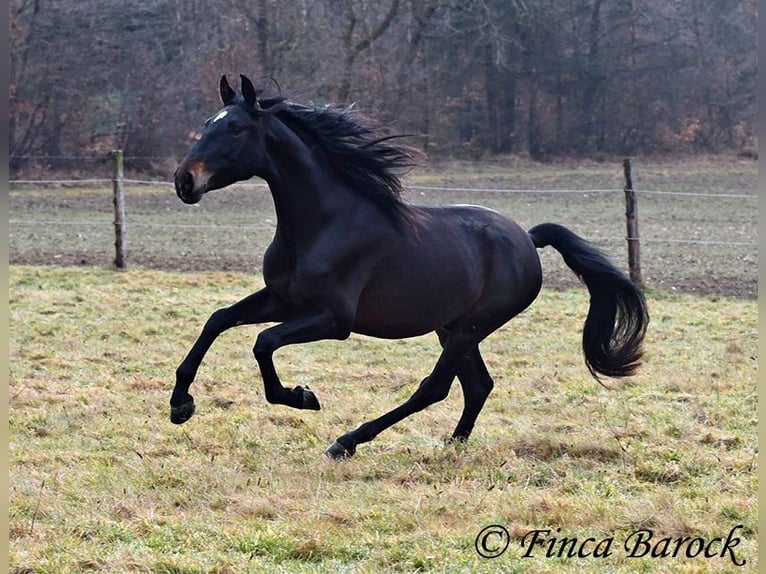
[9,0,758,175]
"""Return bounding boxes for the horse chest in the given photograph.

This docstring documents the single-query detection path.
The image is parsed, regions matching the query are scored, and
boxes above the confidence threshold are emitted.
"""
[262,244,348,310]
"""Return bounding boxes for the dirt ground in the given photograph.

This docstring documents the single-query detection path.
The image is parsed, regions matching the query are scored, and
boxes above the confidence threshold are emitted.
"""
[9,157,758,299]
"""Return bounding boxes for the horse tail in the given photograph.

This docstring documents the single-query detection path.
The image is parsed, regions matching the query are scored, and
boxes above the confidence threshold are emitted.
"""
[527,222,649,380]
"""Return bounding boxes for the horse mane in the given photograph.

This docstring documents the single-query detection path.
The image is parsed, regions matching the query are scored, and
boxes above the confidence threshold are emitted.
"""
[266,100,423,223]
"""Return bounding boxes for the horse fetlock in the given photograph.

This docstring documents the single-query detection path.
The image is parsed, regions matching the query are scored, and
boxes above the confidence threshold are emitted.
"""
[175,363,197,384]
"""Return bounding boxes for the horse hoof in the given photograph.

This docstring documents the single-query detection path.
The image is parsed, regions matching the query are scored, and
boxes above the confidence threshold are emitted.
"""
[325,439,356,460]
[170,399,196,424]
[296,386,321,410]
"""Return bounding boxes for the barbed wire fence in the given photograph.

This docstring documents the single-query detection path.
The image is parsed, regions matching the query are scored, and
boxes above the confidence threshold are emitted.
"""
[9,152,758,296]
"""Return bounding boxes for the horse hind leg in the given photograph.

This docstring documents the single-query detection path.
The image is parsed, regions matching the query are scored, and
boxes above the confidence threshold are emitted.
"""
[435,330,494,442]
[450,347,495,442]
[325,330,478,459]
[325,377,453,459]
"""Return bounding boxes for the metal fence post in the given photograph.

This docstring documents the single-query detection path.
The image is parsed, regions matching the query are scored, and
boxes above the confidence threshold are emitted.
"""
[112,150,127,268]
[623,158,642,286]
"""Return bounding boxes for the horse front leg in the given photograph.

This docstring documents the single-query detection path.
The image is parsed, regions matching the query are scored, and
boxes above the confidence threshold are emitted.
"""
[170,287,289,424]
[252,310,351,410]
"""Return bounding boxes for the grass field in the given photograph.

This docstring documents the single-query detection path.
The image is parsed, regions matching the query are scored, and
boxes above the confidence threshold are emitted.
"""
[9,155,757,298]
[9,264,757,573]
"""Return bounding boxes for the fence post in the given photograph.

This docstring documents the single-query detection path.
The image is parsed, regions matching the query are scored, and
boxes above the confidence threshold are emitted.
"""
[623,158,642,286]
[112,150,127,269]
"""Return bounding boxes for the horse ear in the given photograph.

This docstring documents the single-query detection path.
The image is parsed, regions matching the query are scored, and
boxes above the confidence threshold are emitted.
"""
[220,75,236,105]
[240,74,259,108]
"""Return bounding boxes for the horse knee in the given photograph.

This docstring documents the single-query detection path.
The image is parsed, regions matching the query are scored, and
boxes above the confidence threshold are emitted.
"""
[204,306,234,333]
[253,331,277,361]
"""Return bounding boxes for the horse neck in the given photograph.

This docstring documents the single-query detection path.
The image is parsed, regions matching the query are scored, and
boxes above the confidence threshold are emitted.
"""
[260,119,357,246]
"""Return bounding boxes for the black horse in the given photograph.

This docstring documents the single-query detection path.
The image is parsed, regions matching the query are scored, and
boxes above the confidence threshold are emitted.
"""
[171,74,648,459]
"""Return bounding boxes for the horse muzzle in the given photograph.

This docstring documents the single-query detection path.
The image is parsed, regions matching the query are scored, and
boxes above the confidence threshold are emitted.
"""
[174,161,210,204]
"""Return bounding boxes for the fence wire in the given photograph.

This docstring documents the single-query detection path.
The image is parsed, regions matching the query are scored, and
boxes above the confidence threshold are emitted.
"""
[9,155,758,299]
[9,177,757,247]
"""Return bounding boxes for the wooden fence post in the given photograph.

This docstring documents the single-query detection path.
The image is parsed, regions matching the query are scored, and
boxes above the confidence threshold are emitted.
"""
[623,158,642,286]
[112,149,127,268]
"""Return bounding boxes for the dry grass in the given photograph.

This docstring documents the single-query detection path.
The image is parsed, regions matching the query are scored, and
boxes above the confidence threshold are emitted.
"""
[9,265,757,573]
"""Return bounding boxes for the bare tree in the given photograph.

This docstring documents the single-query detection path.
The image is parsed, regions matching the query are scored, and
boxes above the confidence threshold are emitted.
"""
[9,0,757,175]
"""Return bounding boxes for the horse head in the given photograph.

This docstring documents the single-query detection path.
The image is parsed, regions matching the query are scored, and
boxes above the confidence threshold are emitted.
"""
[174,75,269,204]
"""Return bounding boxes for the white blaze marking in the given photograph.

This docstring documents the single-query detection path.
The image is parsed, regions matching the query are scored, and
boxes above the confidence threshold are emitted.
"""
[212,110,228,123]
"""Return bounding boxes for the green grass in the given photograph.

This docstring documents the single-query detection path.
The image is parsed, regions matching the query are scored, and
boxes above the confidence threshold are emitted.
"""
[9,265,757,573]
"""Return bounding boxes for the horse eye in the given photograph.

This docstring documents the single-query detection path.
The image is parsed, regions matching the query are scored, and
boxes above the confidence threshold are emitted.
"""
[228,122,245,134]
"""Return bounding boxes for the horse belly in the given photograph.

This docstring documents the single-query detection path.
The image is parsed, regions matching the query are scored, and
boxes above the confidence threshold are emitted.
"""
[351,261,480,339]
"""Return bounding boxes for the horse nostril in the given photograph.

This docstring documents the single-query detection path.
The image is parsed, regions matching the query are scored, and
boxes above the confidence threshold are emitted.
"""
[175,171,194,198]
